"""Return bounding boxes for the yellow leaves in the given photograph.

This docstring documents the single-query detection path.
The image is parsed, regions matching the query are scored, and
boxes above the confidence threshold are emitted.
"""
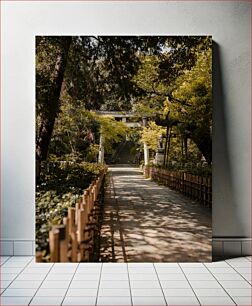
[95,115,129,152]
[140,121,166,151]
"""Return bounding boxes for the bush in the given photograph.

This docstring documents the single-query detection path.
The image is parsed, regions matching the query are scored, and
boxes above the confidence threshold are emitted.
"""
[36,161,104,260]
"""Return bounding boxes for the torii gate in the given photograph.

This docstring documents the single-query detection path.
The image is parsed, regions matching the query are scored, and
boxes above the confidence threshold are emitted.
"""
[95,111,154,166]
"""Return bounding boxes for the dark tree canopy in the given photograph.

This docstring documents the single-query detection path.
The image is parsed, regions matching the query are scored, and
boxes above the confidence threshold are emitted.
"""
[36,35,212,168]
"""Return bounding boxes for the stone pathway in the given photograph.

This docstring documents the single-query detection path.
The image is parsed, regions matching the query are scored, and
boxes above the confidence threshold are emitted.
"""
[99,165,212,262]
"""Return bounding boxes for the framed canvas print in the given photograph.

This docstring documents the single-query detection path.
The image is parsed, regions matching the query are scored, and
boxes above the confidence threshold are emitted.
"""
[36,36,212,262]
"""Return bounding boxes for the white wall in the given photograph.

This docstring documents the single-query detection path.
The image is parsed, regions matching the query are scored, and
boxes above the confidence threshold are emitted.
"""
[1,2,250,243]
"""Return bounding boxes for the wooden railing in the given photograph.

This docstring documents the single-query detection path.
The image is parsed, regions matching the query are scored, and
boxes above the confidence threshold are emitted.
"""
[36,168,107,262]
[144,166,212,207]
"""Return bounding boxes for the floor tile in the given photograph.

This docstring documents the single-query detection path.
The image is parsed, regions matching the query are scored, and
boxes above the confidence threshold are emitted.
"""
[165,296,200,305]
[22,267,50,274]
[62,296,96,305]
[232,296,252,305]
[214,273,246,281]
[193,288,228,296]
[66,288,98,296]
[129,273,157,281]
[40,280,71,288]
[226,257,250,263]
[128,267,156,274]
[181,267,209,274]
[1,267,23,274]
[155,267,182,273]
[132,296,166,305]
[70,280,99,288]
[207,267,236,274]
[185,273,215,281]
[99,280,129,288]
[45,273,73,281]
[0,256,10,264]
[219,280,252,288]
[1,274,18,281]
[16,273,46,281]
[163,288,195,296]
[241,273,252,283]
[97,296,131,305]
[2,261,28,268]
[158,273,187,281]
[98,288,130,296]
[198,296,236,305]
[73,273,100,281]
[0,296,32,305]
[35,287,67,296]
[131,288,163,297]
[160,280,191,288]
[233,267,251,274]
[204,261,230,267]
[8,280,42,289]
[189,280,221,288]
[227,261,252,268]
[50,267,77,274]
[8,256,33,262]
[225,288,252,296]
[75,269,101,275]
[0,280,12,288]
[1,288,37,296]
[30,296,64,305]
[130,280,160,289]
[128,263,153,268]
[101,273,128,281]
[102,266,128,273]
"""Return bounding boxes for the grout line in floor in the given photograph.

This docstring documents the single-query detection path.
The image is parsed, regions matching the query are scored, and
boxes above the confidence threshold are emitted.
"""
[202,262,238,305]
[61,262,80,305]
[153,263,168,306]
[0,256,12,266]
[28,260,55,305]
[225,260,252,285]
[0,256,34,296]
[127,263,133,306]
[178,263,202,306]
[95,262,103,306]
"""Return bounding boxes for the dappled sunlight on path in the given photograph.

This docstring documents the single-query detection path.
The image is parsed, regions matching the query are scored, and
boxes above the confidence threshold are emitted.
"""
[99,165,212,262]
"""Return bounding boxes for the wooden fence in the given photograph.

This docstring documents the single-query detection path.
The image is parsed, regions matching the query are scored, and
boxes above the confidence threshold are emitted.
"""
[144,166,212,208]
[36,168,107,262]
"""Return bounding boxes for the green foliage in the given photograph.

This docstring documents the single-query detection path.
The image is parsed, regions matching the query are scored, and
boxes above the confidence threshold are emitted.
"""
[36,162,105,259]
[133,36,212,164]
[140,121,165,151]
[49,102,99,159]
[96,115,129,152]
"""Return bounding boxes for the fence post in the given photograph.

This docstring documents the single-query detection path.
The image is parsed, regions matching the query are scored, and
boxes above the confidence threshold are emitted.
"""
[55,225,68,262]
[49,228,59,262]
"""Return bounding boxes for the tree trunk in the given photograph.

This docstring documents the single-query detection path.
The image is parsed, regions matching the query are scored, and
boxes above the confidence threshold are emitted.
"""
[36,37,72,165]
[191,129,212,164]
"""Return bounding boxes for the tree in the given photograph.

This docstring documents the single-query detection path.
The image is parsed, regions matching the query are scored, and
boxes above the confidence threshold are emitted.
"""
[132,36,212,164]
[169,45,212,163]
[96,115,129,153]
[36,36,153,168]
[36,36,72,165]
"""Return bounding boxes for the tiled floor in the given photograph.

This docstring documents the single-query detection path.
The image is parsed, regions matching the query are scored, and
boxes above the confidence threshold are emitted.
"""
[0,256,251,305]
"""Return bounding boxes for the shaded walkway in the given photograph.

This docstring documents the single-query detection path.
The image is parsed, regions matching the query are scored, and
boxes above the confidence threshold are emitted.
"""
[99,165,212,262]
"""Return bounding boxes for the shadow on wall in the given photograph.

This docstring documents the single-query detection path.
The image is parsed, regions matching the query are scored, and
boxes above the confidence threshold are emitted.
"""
[212,42,244,247]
